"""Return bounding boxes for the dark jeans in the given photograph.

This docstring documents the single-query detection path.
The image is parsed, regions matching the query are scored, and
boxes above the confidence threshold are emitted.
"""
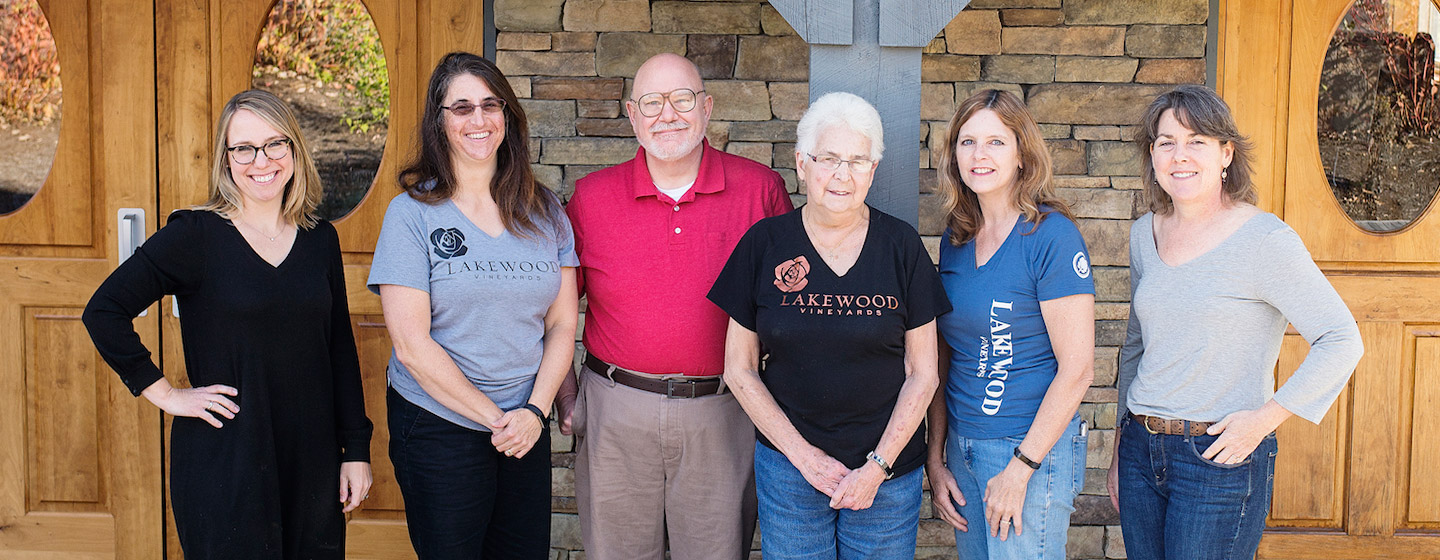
[1117,415,1278,560]
[388,388,551,560]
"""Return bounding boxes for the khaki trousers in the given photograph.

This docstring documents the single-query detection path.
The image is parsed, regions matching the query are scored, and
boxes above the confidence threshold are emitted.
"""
[574,363,757,560]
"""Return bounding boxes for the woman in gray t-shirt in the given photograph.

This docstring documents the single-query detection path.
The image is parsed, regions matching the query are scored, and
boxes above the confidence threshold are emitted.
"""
[368,52,579,559]
[1108,85,1363,559]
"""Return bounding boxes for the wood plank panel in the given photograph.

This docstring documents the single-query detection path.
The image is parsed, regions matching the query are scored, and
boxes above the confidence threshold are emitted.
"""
[353,317,403,517]
[1405,333,1440,524]
[1346,322,1402,536]
[1216,0,1290,215]
[1269,333,1347,527]
[26,309,104,510]
[1260,532,1440,559]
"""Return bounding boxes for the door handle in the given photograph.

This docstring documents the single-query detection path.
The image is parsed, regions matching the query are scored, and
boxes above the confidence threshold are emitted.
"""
[116,208,147,317]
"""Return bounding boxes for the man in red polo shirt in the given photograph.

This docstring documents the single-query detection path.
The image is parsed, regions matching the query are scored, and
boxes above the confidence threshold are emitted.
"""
[558,53,792,559]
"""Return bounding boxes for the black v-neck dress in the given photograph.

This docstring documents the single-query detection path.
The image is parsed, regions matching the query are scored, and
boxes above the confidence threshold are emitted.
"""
[83,210,372,559]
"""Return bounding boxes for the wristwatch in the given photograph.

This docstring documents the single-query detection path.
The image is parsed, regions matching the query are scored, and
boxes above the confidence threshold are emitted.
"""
[866,451,895,480]
[1013,446,1041,470]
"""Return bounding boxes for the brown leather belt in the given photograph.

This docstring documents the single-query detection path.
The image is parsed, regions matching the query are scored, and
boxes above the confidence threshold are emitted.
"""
[583,355,723,399]
[1131,413,1213,436]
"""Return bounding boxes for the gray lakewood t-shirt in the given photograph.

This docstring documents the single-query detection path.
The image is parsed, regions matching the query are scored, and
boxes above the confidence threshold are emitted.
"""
[368,192,578,431]
[1117,212,1363,426]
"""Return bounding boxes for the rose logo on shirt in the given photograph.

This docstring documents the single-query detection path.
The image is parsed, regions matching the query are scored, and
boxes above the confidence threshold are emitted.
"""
[1072,251,1091,279]
[430,228,469,259]
[773,256,810,293]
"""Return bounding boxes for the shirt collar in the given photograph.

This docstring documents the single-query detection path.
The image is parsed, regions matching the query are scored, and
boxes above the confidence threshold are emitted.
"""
[631,138,726,201]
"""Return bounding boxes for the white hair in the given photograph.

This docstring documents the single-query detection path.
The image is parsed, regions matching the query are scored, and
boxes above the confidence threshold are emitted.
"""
[795,91,885,162]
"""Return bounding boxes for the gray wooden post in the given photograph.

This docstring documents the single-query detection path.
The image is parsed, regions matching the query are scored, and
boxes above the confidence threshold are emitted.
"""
[769,0,969,227]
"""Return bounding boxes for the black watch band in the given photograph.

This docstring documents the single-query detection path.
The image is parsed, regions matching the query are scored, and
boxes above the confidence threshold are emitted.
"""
[1013,447,1041,470]
[521,403,549,427]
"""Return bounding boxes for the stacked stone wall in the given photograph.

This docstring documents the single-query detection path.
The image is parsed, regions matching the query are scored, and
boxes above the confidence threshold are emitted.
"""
[490,1,1209,558]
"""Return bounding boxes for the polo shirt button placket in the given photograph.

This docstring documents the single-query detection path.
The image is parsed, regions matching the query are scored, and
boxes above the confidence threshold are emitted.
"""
[674,227,682,234]
[673,205,680,211]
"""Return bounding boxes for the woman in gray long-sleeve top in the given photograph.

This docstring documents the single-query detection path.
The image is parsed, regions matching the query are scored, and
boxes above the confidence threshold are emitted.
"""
[1105,85,1364,560]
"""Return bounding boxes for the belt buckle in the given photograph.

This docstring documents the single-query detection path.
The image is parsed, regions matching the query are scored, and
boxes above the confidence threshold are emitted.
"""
[1142,416,1161,435]
[665,377,697,399]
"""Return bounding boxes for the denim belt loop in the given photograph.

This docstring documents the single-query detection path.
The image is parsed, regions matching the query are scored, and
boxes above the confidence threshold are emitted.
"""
[1182,420,1193,444]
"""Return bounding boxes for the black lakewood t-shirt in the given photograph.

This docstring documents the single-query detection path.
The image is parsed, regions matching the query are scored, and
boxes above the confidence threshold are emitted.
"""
[708,207,951,476]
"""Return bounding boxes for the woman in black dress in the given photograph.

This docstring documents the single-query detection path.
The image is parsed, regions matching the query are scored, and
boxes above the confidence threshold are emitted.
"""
[82,89,373,559]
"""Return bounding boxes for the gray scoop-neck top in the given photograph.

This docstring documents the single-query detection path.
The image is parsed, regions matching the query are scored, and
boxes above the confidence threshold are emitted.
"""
[1117,212,1364,425]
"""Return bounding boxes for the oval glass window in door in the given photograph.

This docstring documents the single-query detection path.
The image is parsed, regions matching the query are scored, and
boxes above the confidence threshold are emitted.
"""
[253,0,389,222]
[1318,0,1440,233]
[0,0,62,216]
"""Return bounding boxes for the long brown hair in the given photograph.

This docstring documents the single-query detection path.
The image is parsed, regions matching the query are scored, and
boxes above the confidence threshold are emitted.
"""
[938,89,1073,246]
[196,89,323,228]
[1135,85,1256,215]
[398,52,561,238]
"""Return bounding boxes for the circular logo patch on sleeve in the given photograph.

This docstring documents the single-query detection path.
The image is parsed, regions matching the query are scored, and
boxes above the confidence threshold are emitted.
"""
[1072,251,1091,279]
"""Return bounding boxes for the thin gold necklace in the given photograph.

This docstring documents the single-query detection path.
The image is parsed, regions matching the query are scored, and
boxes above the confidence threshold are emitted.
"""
[237,218,288,242]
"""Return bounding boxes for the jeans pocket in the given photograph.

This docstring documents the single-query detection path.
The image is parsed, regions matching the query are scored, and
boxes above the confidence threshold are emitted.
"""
[1187,433,1255,469]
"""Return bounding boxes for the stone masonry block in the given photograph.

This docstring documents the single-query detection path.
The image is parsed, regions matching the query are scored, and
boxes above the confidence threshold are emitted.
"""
[1077,218,1129,266]
[542,137,638,165]
[1027,84,1170,125]
[726,141,772,166]
[1096,319,1126,347]
[595,32,686,77]
[1094,346,1119,387]
[497,32,552,51]
[1075,125,1121,141]
[1054,175,1110,189]
[496,0,564,31]
[1040,123,1072,139]
[1088,141,1141,176]
[521,99,577,137]
[532,77,625,100]
[970,0,1061,8]
[1135,58,1206,84]
[688,34,739,79]
[1093,266,1129,302]
[924,37,948,54]
[576,118,635,137]
[918,193,946,236]
[769,82,809,121]
[1059,187,1136,219]
[1073,494,1121,525]
[705,121,731,150]
[509,76,533,98]
[551,513,583,548]
[562,0,650,32]
[956,81,1025,103]
[736,35,809,81]
[1068,525,1105,559]
[1002,26,1126,56]
[534,164,563,193]
[1065,0,1208,25]
[1126,25,1207,58]
[1049,139,1087,175]
[577,99,621,118]
[708,81,772,121]
[1001,8,1064,26]
[552,32,599,52]
[552,467,575,497]
[497,51,597,77]
[921,82,957,121]
[982,55,1055,83]
[922,54,982,82]
[1055,56,1138,83]
[652,1,760,34]
[761,4,797,36]
[946,10,1002,55]
[1107,526,1127,558]
[730,120,797,142]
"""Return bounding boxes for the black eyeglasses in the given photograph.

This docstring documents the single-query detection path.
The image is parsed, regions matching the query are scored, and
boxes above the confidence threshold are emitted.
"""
[630,88,705,117]
[226,139,292,165]
[441,98,506,117]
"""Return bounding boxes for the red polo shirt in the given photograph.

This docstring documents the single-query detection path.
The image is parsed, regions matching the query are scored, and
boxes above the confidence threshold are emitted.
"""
[567,140,793,376]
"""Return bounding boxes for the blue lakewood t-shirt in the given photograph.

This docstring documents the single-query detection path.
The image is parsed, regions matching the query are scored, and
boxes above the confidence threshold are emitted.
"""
[939,211,1093,439]
[367,191,578,432]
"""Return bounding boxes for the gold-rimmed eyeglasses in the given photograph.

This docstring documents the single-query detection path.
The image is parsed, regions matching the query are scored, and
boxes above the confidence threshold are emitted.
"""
[630,88,705,117]
[227,139,292,165]
[806,153,876,175]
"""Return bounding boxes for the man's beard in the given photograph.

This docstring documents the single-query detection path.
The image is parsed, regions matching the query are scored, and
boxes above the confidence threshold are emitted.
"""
[640,120,704,161]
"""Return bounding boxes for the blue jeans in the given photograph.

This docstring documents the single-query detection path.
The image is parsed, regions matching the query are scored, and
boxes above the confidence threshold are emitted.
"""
[1117,415,1278,560]
[946,416,1087,560]
[754,442,922,560]
[387,388,551,560]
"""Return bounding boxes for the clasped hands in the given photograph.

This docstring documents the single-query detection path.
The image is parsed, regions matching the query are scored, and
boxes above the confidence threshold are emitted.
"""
[490,406,545,459]
[794,447,887,511]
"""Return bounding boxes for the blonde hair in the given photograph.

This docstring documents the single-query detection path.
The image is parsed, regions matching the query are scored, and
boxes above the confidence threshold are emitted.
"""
[938,89,1073,246]
[195,89,323,228]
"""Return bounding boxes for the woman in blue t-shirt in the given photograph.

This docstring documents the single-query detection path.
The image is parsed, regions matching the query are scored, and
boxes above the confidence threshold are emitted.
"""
[925,89,1095,560]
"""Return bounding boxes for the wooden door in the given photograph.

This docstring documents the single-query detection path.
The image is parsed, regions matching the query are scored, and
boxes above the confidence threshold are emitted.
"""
[1219,1,1440,558]
[155,0,483,557]
[0,0,162,558]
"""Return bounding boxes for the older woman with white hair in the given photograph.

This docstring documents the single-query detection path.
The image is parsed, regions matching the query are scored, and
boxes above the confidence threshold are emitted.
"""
[708,92,950,559]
